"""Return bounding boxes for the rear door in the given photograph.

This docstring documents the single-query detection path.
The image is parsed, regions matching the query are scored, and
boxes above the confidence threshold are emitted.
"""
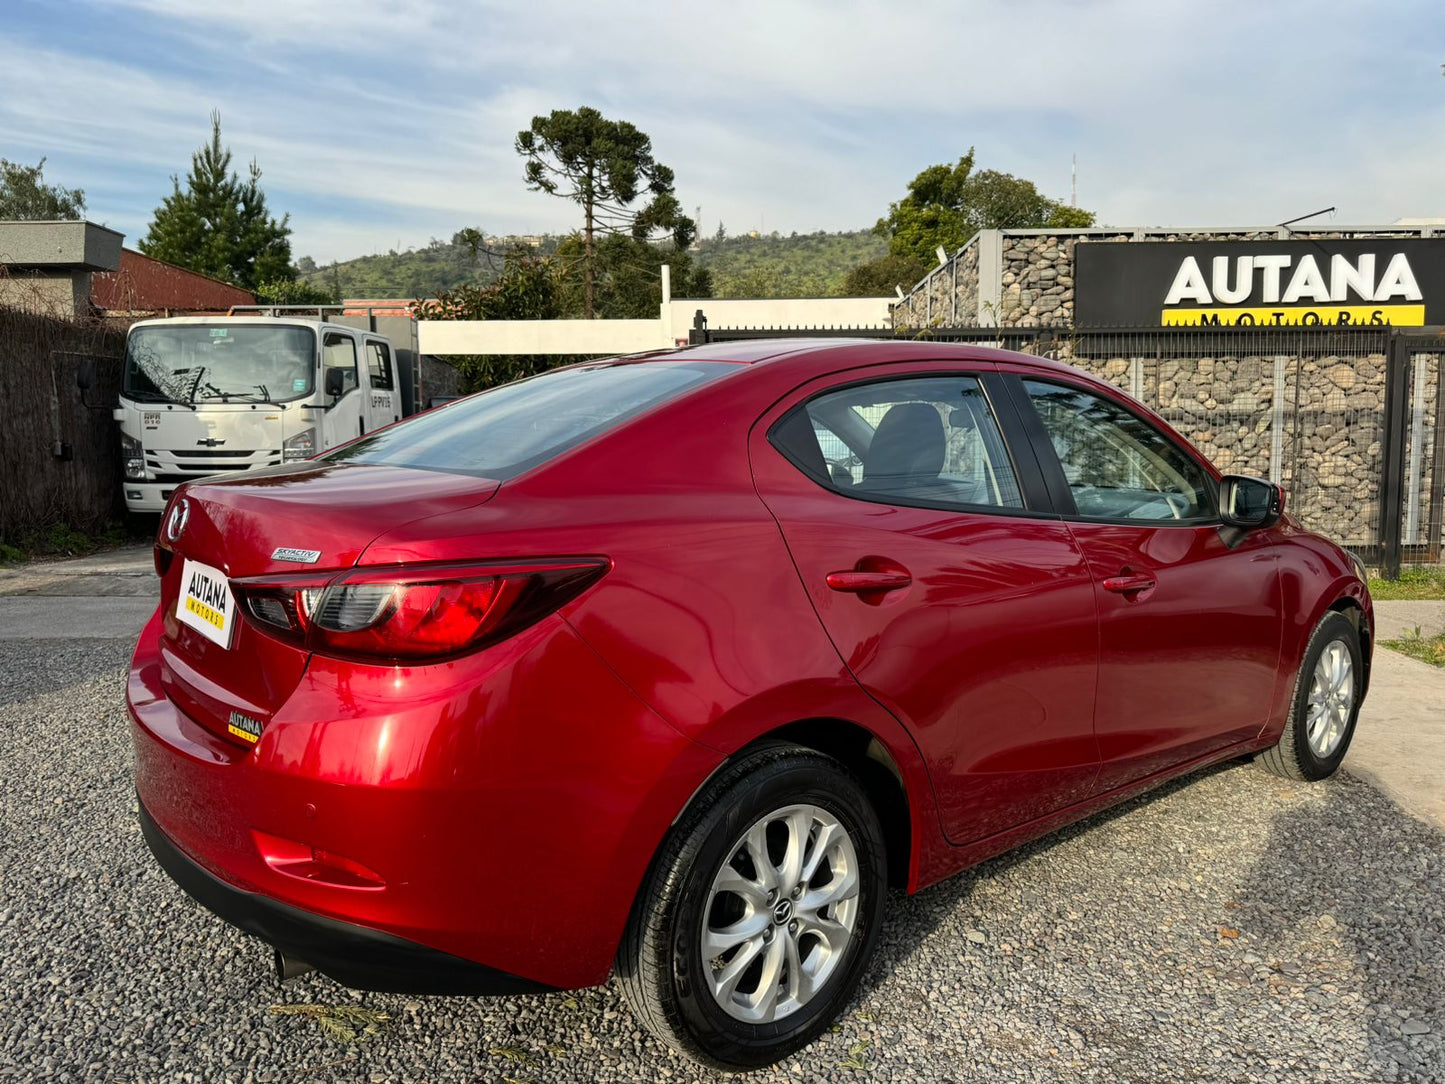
[751,361,1102,845]
[1004,370,1283,793]
[363,337,401,428]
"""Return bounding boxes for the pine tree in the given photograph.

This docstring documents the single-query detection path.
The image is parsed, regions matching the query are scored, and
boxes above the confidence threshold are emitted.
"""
[140,112,294,291]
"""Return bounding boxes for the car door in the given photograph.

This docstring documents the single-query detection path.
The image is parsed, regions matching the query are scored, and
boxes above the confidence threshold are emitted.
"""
[364,338,401,428]
[751,362,1102,846]
[1005,371,1284,793]
[319,330,364,449]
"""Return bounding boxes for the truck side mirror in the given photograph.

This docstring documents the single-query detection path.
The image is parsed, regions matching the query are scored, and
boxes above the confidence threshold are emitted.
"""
[324,367,346,399]
[75,357,95,392]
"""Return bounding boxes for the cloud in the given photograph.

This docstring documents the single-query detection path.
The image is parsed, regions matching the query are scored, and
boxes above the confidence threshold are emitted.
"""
[3,0,1440,262]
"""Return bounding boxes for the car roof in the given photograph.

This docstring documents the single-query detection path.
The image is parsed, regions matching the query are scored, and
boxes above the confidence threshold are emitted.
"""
[648,337,1083,377]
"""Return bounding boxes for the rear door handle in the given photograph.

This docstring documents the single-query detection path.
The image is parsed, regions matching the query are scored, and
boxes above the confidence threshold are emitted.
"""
[826,570,912,594]
[1102,572,1157,594]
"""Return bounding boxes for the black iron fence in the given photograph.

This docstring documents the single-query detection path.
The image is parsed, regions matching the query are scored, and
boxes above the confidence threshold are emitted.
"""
[688,315,1445,576]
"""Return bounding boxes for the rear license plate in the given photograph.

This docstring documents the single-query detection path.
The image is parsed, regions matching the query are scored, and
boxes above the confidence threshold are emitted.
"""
[177,558,236,648]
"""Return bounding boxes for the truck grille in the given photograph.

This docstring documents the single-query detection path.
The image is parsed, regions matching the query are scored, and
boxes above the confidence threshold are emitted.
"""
[145,449,282,482]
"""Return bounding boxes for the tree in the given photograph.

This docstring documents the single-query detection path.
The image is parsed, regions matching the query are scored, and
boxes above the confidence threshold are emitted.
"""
[516,107,694,317]
[414,248,572,391]
[253,277,337,306]
[140,112,294,291]
[877,149,1095,264]
[841,253,932,297]
[0,157,85,219]
[552,233,710,318]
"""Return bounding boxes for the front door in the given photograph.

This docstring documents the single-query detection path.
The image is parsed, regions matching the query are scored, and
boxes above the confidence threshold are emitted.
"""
[320,330,364,449]
[1010,373,1283,793]
[752,364,1102,845]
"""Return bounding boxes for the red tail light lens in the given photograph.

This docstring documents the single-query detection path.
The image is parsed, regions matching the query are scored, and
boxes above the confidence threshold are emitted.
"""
[233,558,608,662]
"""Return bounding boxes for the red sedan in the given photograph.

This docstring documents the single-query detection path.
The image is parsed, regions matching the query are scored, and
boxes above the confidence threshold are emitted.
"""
[129,340,1371,1068]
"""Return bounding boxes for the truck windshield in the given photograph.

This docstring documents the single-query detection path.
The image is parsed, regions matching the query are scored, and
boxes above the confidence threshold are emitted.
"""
[123,325,317,405]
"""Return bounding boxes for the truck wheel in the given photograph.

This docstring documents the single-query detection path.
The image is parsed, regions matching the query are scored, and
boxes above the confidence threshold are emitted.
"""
[1257,611,1363,781]
[617,743,887,1069]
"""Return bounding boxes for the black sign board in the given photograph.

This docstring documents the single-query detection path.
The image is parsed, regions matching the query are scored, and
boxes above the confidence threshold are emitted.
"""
[1075,238,1445,327]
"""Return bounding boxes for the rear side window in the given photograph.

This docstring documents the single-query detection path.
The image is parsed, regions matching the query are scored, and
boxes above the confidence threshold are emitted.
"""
[772,375,1024,510]
[367,341,394,390]
[324,361,736,479]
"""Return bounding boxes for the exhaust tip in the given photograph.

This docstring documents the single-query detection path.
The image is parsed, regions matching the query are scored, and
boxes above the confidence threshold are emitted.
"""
[274,948,317,982]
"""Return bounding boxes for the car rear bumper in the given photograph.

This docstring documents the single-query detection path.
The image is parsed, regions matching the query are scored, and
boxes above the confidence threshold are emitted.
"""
[127,605,722,992]
[139,797,554,995]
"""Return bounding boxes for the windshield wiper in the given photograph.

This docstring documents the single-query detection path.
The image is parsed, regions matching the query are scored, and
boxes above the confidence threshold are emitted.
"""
[123,389,196,410]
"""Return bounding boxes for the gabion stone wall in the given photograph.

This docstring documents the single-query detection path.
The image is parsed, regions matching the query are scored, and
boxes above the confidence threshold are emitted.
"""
[893,228,1429,331]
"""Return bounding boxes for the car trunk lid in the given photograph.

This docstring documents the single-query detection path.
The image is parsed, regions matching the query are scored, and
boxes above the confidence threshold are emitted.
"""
[156,462,499,745]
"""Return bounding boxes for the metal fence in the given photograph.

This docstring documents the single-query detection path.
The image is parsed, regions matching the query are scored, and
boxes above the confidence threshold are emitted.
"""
[688,317,1445,576]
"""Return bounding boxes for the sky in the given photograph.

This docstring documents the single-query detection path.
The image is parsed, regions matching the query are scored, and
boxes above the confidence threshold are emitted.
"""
[2,0,1442,265]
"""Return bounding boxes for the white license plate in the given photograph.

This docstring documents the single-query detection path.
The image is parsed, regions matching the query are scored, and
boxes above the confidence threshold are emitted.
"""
[177,558,236,648]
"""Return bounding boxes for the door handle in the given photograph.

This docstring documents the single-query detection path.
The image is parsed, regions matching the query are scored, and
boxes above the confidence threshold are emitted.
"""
[1102,572,1157,595]
[826,569,912,594]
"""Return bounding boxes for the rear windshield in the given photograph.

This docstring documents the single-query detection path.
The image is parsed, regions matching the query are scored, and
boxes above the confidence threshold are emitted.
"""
[323,360,736,479]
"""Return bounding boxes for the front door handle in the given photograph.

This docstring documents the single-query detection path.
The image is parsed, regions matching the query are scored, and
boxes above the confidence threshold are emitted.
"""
[1102,572,1157,595]
[826,569,912,594]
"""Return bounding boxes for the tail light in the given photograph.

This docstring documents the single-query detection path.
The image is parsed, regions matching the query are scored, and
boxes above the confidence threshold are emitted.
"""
[232,558,608,663]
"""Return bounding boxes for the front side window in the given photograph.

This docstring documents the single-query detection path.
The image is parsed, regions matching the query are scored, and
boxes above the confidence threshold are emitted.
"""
[772,375,1024,510]
[1023,378,1214,522]
[323,333,359,396]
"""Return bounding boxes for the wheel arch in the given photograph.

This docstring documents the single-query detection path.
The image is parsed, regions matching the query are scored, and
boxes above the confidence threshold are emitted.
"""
[667,718,918,891]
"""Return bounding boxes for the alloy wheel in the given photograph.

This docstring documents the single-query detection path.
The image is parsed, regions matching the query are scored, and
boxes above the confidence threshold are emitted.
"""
[1306,639,1354,758]
[701,804,859,1024]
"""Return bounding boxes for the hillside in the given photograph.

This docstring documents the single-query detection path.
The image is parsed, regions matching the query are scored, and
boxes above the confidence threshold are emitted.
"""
[693,229,887,298]
[300,228,886,301]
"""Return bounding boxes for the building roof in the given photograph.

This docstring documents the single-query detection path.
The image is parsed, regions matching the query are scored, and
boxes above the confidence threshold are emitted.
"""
[90,248,254,314]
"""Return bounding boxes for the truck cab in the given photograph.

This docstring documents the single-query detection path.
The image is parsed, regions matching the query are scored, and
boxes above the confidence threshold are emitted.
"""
[115,317,403,513]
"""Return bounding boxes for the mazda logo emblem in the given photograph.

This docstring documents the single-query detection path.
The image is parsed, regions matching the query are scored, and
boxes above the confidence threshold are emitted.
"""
[772,898,793,925]
[165,498,190,542]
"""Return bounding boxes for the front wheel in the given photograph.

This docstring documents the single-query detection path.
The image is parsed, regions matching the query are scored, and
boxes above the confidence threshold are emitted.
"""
[617,743,887,1069]
[1257,610,1363,781]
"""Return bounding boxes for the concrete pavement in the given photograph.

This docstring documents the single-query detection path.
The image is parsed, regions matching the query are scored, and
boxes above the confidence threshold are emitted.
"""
[1350,599,1445,830]
[0,544,157,640]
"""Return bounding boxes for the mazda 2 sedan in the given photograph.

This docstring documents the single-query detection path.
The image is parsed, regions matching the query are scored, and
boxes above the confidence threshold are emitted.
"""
[129,340,1372,1068]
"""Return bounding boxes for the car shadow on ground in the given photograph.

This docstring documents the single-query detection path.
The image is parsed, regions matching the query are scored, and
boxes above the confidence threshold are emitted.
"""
[851,760,1443,1081]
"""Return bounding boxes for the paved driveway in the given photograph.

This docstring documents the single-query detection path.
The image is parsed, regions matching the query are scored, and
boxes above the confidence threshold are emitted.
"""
[1,550,1440,1082]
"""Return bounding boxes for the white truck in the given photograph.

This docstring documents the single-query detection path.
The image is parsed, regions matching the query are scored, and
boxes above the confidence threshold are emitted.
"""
[115,316,408,513]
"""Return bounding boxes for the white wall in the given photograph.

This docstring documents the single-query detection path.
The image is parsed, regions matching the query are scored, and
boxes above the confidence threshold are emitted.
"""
[418,277,893,357]
[418,318,665,357]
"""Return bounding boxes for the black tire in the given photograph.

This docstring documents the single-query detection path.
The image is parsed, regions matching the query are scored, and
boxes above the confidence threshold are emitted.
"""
[1256,611,1363,781]
[617,742,888,1070]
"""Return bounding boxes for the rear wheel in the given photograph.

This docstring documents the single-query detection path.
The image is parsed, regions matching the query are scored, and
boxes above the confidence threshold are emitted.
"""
[617,743,887,1069]
[1257,611,1363,781]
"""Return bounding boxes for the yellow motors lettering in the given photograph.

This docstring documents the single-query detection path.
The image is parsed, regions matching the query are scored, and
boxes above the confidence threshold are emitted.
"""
[186,570,228,628]
[1163,305,1426,327]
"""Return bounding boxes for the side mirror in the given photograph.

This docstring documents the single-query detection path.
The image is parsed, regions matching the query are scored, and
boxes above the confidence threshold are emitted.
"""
[324,367,346,399]
[75,357,95,392]
[1219,475,1284,531]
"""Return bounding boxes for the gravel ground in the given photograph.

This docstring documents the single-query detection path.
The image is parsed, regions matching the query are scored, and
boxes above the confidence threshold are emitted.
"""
[1,636,1442,1083]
